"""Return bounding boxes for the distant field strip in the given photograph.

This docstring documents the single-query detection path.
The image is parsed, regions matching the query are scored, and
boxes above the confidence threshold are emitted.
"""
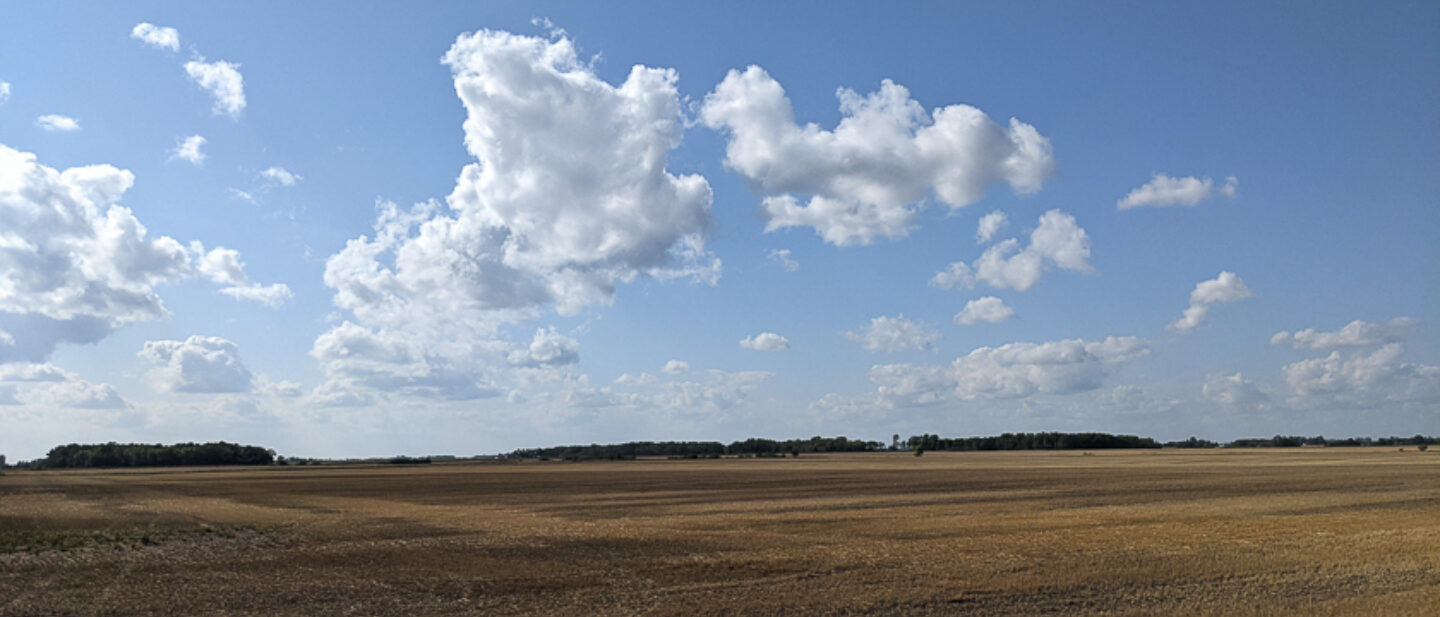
[2,450,1437,616]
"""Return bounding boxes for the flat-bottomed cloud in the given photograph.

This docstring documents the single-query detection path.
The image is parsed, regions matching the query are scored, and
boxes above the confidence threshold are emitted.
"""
[1118,173,1238,210]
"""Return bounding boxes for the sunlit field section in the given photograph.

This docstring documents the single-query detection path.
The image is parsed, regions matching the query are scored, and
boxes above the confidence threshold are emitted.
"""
[2,450,1436,616]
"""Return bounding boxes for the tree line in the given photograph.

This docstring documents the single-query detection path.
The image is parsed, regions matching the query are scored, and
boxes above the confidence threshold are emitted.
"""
[508,436,883,461]
[906,432,1159,451]
[22,442,275,469]
[1222,435,1436,448]
[508,432,1440,461]
[508,433,1162,460]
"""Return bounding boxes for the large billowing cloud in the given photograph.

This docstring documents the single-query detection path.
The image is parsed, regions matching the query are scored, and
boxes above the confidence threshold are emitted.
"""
[1271,317,1415,349]
[931,210,1092,292]
[860,336,1149,406]
[0,144,286,362]
[1117,173,1237,210]
[313,30,716,402]
[701,66,1054,246]
[843,315,939,352]
[1169,271,1252,333]
[184,59,246,119]
[138,336,254,393]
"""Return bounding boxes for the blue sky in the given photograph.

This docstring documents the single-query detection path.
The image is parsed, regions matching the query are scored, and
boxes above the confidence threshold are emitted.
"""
[1,1,1435,460]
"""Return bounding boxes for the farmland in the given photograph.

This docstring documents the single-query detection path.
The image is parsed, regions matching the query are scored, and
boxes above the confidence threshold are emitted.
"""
[1,450,1436,616]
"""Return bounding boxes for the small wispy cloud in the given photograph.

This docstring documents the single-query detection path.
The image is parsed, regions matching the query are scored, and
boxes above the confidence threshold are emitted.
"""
[767,248,799,272]
[530,16,567,38]
[36,114,80,132]
[170,134,207,166]
[260,166,301,186]
[227,188,257,203]
[130,22,180,52]
[184,58,245,119]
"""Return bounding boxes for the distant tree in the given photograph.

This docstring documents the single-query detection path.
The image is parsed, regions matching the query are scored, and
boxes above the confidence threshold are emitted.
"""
[913,445,924,457]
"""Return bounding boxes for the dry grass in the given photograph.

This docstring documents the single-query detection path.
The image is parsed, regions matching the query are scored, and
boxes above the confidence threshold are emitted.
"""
[1,449,1436,615]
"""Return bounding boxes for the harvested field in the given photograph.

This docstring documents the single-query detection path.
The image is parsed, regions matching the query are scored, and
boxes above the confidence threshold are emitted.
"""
[1,449,1437,616]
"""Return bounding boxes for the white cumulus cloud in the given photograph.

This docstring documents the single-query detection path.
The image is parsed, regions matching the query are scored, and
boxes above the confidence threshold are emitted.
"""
[976,210,1008,244]
[1169,271,1252,333]
[740,332,790,351]
[1118,173,1238,210]
[843,315,939,352]
[507,327,580,368]
[662,360,690,374]
[954,296,1014,325]
[931,209,1092,292]
[701,66,1054,246]
[170,135,207,166]
[313,30,716,402]
[138,335,255,393]
[130,23,180,52]
[0,82,10,104]
[0,145,286,362]
[1270,317,1415,349]
[184,59,246,119]
[36,115,80,132]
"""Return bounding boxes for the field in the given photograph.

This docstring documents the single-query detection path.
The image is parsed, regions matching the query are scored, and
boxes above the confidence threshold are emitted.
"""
[1,450,1437,616]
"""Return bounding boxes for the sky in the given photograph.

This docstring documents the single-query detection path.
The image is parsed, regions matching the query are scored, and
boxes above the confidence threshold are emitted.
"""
[0,1,1436,460]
